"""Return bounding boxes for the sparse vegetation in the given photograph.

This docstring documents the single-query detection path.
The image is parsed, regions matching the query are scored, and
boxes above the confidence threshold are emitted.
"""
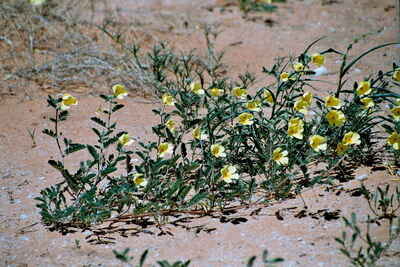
[335,184,400,266]
[2,1,399,266]
[36,31,400,229]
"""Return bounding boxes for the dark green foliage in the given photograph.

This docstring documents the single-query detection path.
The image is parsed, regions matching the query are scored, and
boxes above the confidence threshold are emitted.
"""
[36,35,400,234]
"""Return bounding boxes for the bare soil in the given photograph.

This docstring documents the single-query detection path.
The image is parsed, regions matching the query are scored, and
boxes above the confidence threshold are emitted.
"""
[1,0,400,266]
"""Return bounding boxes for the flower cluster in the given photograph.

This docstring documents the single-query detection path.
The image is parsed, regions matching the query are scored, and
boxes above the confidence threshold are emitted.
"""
[294,92,313,114]
[38,40,400,230]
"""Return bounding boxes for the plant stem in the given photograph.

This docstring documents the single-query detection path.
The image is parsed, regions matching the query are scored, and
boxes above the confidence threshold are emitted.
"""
[55,109,65,163]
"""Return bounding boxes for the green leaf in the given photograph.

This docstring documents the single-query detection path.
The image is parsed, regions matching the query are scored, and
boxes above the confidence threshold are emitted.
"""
[335,237,345,246]
[342,42,399,75]
[152,109,161,115]
[47,95,58,108]
[136,151,147,160]
[139,249,148,267]
[101,167,117,176]
[91,117,107,128]
[65,143,86,155]
[181,143,187,158]
[100,94,111,102]
[167,180,182,199]
[247,256,256,267]
[112,104,124,113]
[87,145,99,160]
[58,110,69,121]
[42,129,57,138]
[186,192,208,207]
[92,128,101,138]
[48,160,63,170]
[104,136,118,148]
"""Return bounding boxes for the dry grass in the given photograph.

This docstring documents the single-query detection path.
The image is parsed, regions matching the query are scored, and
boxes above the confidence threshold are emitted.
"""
[0,0,178,99]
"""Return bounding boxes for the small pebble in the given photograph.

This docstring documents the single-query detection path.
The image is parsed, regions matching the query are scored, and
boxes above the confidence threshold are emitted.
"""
[19,236,29,241]
[82,230,92,236]
[16,170,32,177]
[356,174,368,181]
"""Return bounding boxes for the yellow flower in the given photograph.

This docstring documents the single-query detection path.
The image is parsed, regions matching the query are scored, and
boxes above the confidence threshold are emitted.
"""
[393,69,400,82]
[336,142,348,155]
[391,106,400,121]
[211,144,226,158]
[220,165,239,183]
[259,0,272,4]
[309,135,327,152]
[165,119,176,133]
[311,53,325,67]
[30,0,46,5]
[360,97,374,109]
[60,93,78,110]
[272,148,289,166]
[210,88,224,97]
[324,95,341,109]
[263,90,274,104]
[133,173,147,187]
[294,99,309,114]
[342,132,361,145]
[244,100,261,112]
[118,133,134,147]
[158,142,174,158]
[356,81,372,96]
[326,110,346,127]
[112,84,128,99]
[387,132,400,150]
[192,127,208,141]
[293,62,305,72]
[280,72,289,82]
[162,93,175,106]
[236,112,254,126]
[294,92,313,114]
[232,87,247,99]
[302,92,313,105]
[287,117,304,139]
[190,81,204,95]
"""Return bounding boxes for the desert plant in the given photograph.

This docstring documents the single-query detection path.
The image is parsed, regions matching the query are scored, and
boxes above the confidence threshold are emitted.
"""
[247,249,284,266]
[113,248,191,267]
[335,213,400,267]
[238,0,285,14]
[35,35,400,230]
[335,184,400,266]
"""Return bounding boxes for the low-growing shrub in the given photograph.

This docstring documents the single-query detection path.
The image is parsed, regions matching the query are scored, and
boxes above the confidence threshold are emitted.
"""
[35,36,400,228]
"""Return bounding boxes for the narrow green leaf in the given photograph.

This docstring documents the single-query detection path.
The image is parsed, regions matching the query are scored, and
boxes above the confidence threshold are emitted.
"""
[186,192,208,207]
[87,145,99,160]
[342,43,399,75]
[90,117,107,128]
[112,104,124,113]
[101,167,117,176]
[65,144,86,155]
[42,129,57,138]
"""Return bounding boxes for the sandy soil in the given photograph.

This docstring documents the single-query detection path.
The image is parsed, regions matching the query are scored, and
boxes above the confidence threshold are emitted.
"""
[1,0,400,266]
